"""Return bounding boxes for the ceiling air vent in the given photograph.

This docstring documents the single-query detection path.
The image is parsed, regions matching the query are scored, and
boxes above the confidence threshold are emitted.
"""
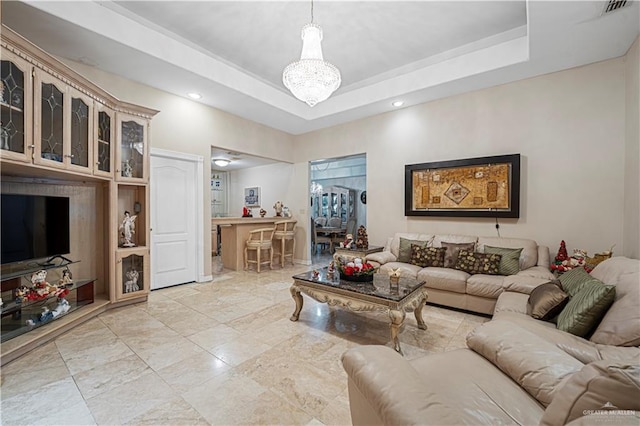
[602,0,629,14]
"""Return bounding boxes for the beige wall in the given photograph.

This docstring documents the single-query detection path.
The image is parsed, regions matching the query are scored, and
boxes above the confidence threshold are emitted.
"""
[624,36,640,259]
[228,162,294,217]
[295,58,628,257]
[63,48,637,267]
[60,59,296,276]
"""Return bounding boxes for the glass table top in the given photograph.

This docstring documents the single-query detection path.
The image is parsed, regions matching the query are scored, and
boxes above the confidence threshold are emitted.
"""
[292,267,425,302]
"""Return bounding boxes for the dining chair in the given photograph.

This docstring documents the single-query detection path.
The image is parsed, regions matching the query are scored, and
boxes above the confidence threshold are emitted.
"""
[327,216,342,228]
[311,217,332,254]
[314,216,327,226]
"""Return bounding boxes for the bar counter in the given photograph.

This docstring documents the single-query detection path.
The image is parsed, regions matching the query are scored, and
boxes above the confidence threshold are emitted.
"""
[211,217,282,270]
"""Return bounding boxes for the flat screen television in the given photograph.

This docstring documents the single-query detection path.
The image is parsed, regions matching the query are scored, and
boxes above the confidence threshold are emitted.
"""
[1,194,70,265]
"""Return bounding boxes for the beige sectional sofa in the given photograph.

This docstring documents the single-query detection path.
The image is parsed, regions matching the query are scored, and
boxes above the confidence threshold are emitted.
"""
[366,233,555,315]
[341,256,640,425]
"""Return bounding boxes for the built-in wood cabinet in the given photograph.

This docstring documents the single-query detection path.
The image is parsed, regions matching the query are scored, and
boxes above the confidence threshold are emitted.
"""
[0,26,158,365]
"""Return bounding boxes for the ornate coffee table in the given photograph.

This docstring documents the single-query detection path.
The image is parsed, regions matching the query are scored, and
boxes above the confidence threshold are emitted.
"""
[290,267,428,355]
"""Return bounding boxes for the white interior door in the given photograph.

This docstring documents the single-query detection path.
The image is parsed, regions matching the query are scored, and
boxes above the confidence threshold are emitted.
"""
[150,152,197,289]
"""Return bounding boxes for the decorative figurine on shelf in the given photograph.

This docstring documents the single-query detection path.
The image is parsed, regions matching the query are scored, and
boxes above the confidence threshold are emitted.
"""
[58,268,73,286]
[242,206,253,217]
[259,208,267,218]
[282,206,292,218]
[122,160,134,178]
[31,270,47,286]
[120,210,137,247]
[355,225,369,249]
[340,234,354,249]
[124,269,140,293]
[274,201,283,217]
[312,269,320,280]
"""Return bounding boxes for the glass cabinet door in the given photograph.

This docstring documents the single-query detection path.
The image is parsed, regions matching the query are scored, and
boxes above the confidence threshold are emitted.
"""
[116,249,149,300]
[0,49,32,163]
[94,103,114,177]
[34,70,66,169]
[116,114,148,182]
[66,88,93,173]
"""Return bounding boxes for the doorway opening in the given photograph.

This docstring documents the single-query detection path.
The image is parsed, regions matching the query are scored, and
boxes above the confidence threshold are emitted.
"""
[309,154,366,263]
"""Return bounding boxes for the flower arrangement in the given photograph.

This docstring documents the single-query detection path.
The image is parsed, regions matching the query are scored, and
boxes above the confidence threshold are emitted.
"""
[336,256,377,282]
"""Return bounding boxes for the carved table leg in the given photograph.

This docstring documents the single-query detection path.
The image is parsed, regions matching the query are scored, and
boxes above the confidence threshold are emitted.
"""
[414,293,428,330]
[289,285,303,321]
[389,309,406,355]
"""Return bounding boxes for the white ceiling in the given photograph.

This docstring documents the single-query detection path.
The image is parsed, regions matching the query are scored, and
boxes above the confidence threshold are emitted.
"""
[2,1,639,136]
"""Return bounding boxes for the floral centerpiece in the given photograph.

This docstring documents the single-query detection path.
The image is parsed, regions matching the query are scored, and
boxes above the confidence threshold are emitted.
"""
[336,256,377,282]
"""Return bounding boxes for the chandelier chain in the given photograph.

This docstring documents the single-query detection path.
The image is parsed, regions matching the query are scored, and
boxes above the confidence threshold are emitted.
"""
[311,0,314,23]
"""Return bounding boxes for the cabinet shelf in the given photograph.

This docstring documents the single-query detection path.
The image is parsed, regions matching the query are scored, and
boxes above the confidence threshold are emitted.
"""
[0,101,23,113]
[1,278,95,343]
[0,259,79,282]
[1,278,93,316]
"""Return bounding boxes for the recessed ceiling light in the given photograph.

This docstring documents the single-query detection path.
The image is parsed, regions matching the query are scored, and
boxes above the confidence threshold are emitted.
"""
[187,92,202,100]
[391,100,404,107]
[213,159,230,167]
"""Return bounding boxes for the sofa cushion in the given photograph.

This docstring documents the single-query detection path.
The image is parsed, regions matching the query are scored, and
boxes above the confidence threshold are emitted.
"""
[504,275,556,294]
[379,262,423,279]
[540,361,640,426]
[477,237,538,270]
[466,274,505,299]
[441,241,476,268]
[417,267,468,294]
[454,250,501,275]
[365,250,396,265]
[529,282,569,321]
[410,245,445,267]
[484,246,523,275]
[557,279,616,337]
[589,257,640,347]
[389,233,433,259]
[558,267,595,297]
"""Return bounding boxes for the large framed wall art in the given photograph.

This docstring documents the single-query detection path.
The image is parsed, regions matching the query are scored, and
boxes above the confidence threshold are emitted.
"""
[405,154,520,218]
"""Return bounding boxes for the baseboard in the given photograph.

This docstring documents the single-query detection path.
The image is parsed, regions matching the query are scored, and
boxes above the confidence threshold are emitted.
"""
[198,274,213,282]
[294,258,312,266]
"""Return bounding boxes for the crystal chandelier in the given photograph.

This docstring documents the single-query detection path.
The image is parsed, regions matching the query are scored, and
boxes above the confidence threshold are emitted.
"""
[282,0,341,107]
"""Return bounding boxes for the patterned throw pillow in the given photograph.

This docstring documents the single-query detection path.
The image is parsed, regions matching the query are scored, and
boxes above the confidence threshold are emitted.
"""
[484,246,523,276]
[410,245,446,267]
[558,267,596,297]
[454,250,502,275]
[441,242,475,268]
[557,279,615,337]
[398,237,428,263]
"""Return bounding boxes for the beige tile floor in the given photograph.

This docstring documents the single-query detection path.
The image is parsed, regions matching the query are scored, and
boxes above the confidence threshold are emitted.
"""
[1,258,488,425]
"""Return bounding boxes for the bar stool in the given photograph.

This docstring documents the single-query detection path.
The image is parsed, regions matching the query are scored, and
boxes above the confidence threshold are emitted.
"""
[273,219,297,267]
[244,227,275,272]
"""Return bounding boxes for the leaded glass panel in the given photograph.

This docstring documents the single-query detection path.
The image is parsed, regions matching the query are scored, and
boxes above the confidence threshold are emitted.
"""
[1,61,25,153]
[97,111,111,172]
[41,82,64,162]
[121,120,144,178]
[122,254,144,294]
[70,97,89,167]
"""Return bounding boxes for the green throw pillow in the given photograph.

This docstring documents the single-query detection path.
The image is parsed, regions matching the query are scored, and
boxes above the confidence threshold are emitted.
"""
[410,245,446,268]
[484,246,523,276]
[556,279,616,337]
[398,238,428,263]
[558,267,595,297]
[454,250,502,275]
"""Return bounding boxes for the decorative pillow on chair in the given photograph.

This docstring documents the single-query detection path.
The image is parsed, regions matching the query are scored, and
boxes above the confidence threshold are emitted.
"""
[398,237,428,263]
[454,250,501,275]
[410,245,446,268]
[556,279,616,337]
[441,242,476,268]
[528,281,569,321]
[484,245,523,276]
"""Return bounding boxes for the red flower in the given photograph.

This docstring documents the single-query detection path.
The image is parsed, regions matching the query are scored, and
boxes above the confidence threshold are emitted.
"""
[343,266,355,276]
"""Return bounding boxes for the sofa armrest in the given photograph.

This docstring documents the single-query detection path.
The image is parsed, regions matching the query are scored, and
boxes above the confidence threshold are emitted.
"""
[341,346,459,425]
[503,275,554,294]
[366,251,396,265]
[467,320,584,406]
[537,245,551,268]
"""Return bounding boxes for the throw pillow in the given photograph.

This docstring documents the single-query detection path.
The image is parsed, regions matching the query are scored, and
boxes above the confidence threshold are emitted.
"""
[441,241,476,269]
[556,279,616,337]
[410,245,446,268]
[528,282,569,321]
[398,237,428,263]
[484,245,523,276]
[454,250,502,275]
[558,267,595,297]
